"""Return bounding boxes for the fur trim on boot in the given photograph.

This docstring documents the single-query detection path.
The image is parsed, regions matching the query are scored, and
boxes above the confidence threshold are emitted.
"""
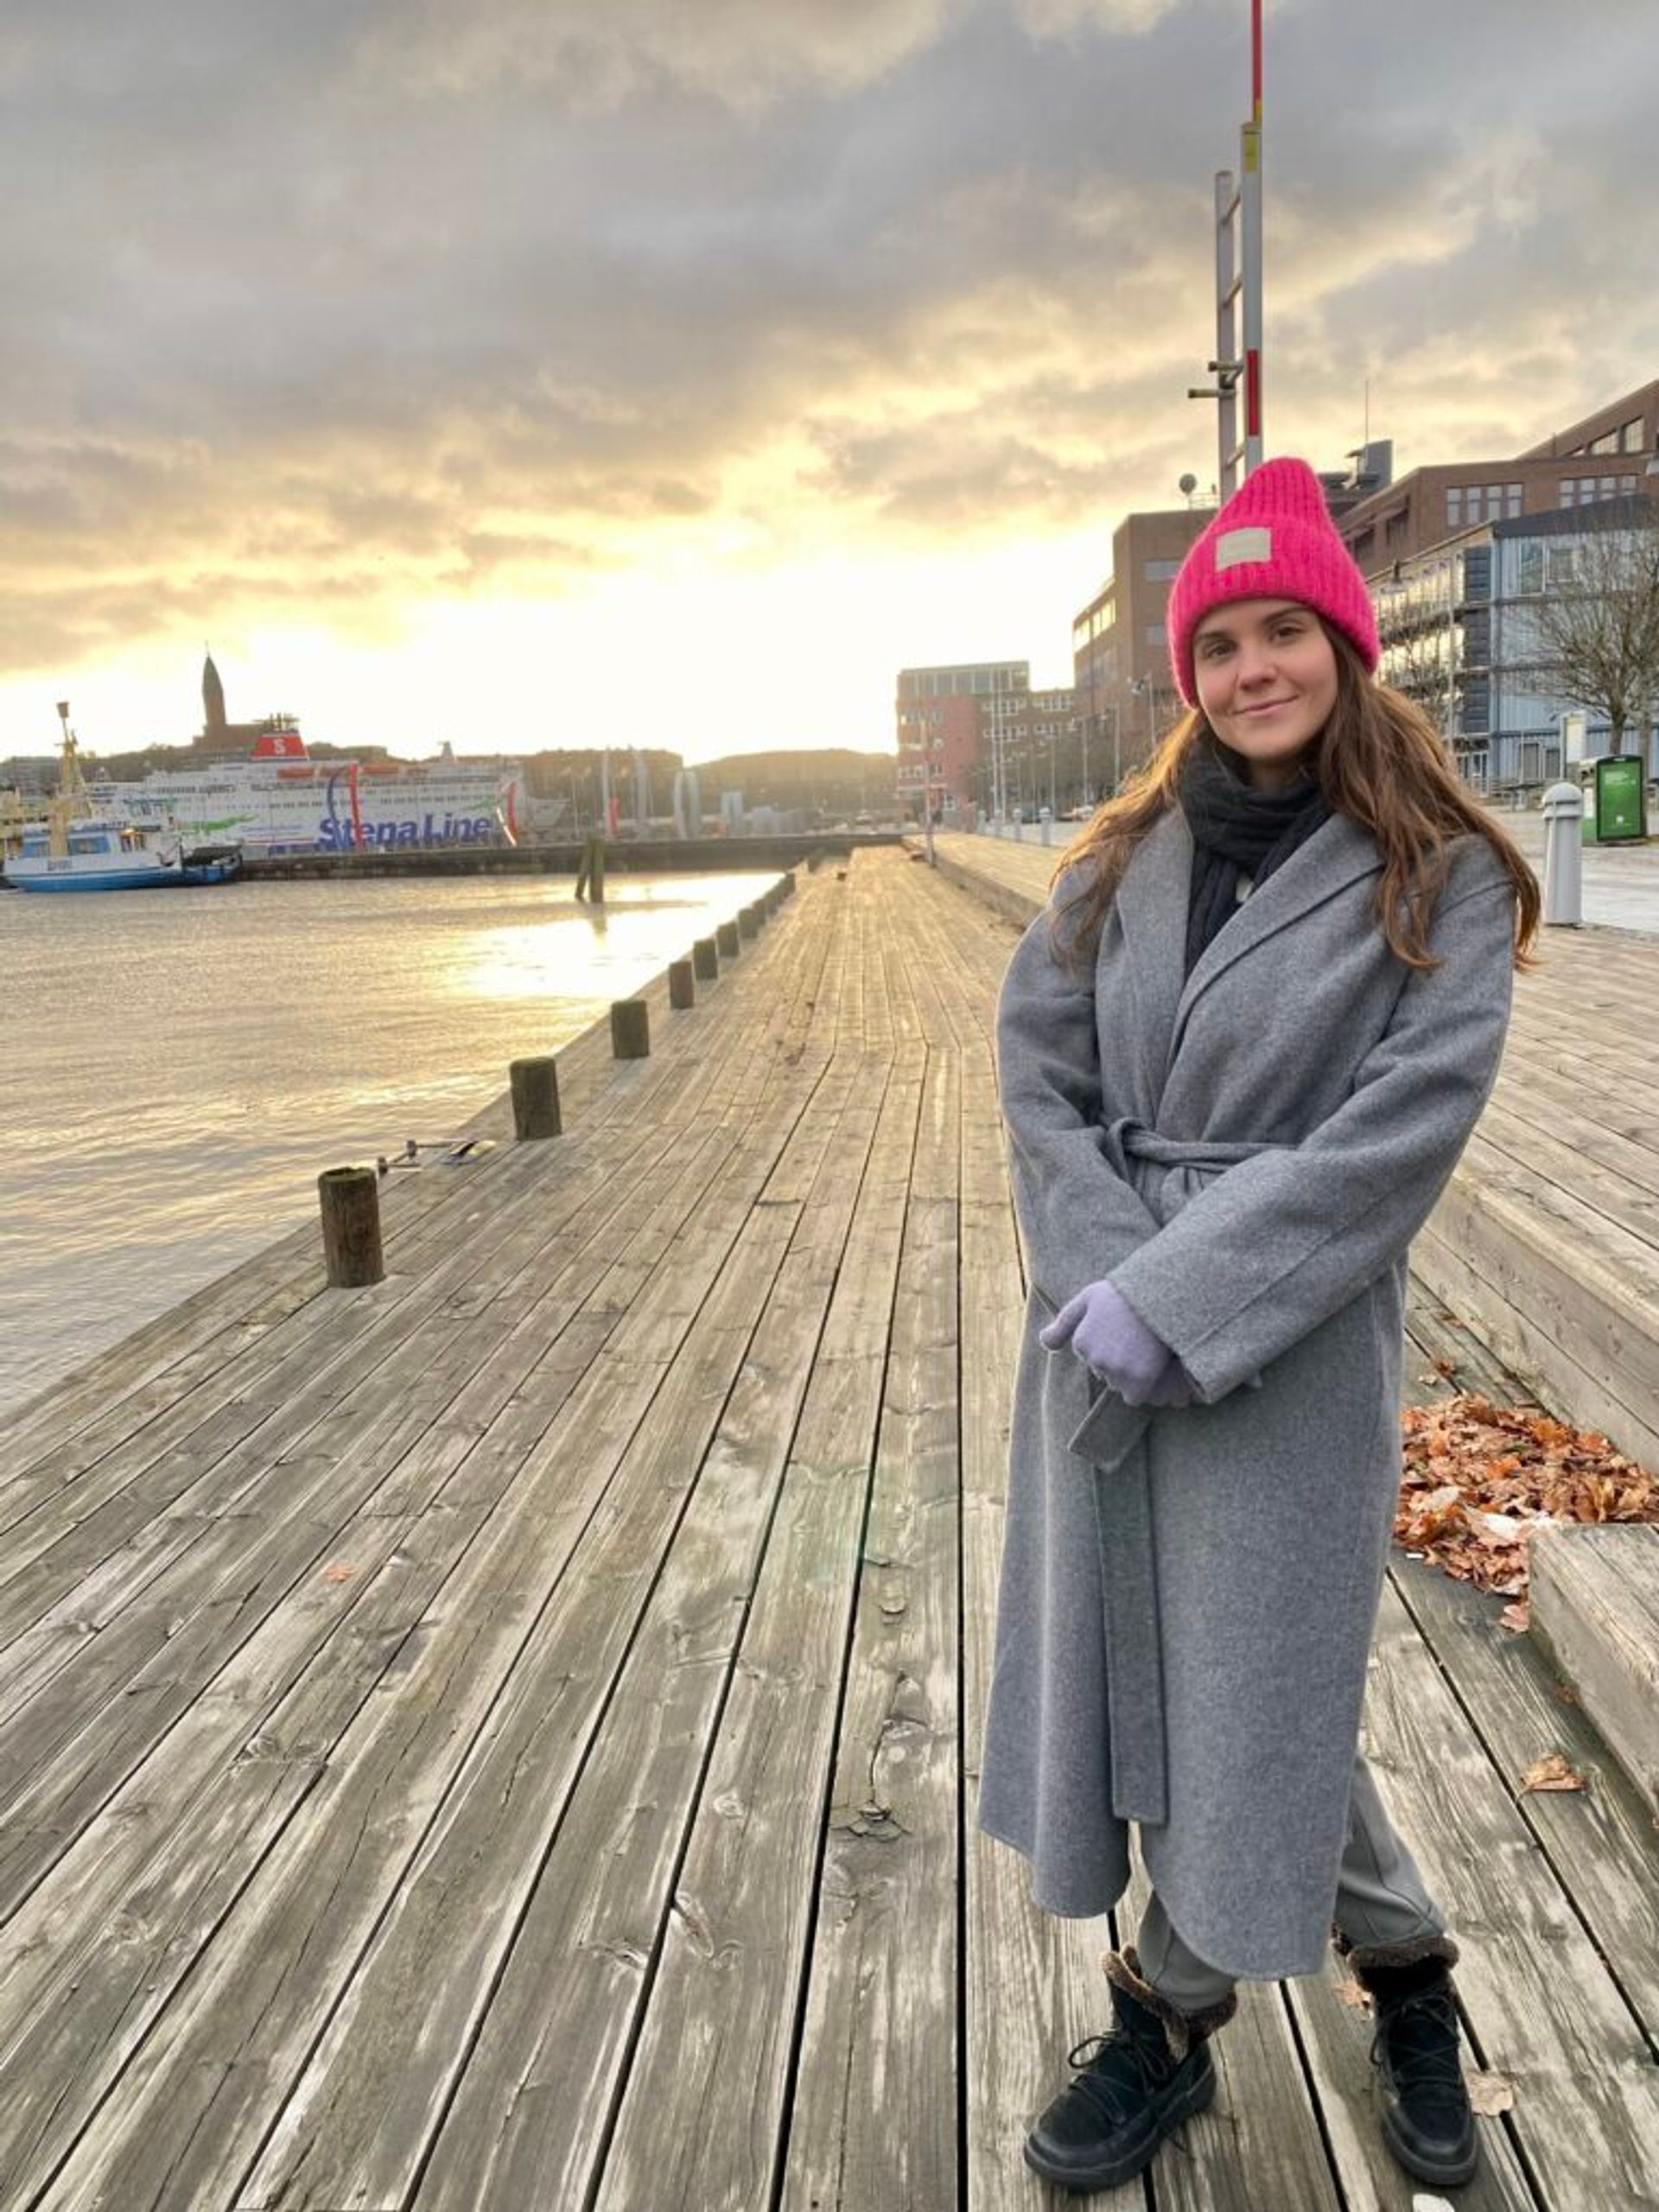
[1332,1927,1461,1977]
[1102,1945,1238,2063]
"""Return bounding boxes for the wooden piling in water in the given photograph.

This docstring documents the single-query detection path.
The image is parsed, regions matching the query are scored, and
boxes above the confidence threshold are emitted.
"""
[318,1166,385,1287]
[510,1057,563,1140]
[574,835,607,904]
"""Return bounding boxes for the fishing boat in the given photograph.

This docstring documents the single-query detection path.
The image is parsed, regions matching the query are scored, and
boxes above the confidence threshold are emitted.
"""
[2,708,242,893]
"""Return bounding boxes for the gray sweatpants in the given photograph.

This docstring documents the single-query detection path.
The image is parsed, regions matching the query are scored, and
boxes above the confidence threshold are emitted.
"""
[1135,1752,1445,2011]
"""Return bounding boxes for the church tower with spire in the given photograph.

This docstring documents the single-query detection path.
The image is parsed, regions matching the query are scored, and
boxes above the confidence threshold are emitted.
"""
[202,651,227,747]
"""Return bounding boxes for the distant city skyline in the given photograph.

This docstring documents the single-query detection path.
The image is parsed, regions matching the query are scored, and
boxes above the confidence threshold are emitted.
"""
[3,0,1656,764]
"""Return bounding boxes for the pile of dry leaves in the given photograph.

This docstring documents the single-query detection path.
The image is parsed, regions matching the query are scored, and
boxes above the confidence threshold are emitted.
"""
[1396,1394,1659,1631]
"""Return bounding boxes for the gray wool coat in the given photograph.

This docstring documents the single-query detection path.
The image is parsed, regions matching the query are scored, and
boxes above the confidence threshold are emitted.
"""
[976,806,1516,1980]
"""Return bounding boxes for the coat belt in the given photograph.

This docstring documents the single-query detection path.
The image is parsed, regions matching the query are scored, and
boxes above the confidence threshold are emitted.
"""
[1068,1118,1289,1826]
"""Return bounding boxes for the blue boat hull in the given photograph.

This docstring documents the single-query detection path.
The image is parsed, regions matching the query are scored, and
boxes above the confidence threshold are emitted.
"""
[5,861,240,892]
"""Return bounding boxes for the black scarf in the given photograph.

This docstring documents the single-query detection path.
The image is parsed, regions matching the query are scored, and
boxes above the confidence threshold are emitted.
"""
[1179,737,1331,976]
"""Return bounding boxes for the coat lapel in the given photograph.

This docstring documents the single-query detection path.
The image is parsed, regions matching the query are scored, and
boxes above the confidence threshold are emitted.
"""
[1171,810,1382,1051]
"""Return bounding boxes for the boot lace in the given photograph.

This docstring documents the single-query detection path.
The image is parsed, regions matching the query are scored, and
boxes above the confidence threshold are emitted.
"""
[1370,1982,1469,2118]
[1065,2021,1184,2135]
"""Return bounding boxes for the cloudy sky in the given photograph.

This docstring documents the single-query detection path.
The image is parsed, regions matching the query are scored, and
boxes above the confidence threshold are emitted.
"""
[3,0,1655,765]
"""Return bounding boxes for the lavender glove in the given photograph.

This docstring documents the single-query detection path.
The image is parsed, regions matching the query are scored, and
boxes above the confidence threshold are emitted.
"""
[1039,1280,1196,1408]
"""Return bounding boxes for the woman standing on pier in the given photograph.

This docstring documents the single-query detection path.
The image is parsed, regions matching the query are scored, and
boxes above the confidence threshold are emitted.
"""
[979,457,1538,2195]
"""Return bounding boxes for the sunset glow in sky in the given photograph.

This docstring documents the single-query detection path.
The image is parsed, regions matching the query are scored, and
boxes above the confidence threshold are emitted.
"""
[4,0,1656,765]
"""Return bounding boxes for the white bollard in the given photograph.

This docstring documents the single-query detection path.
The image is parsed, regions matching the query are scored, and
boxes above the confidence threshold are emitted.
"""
[1541,781,1584,927]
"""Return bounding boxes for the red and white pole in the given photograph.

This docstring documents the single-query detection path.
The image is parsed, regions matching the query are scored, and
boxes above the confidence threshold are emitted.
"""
[1241,0,1263,474]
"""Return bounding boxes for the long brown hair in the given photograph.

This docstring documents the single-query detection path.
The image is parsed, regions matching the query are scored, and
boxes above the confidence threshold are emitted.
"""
[1052,626,1540,972]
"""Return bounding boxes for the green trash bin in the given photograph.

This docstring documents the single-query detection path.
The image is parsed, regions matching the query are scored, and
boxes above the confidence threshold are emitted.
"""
[1577,758,1600,842]
[1594,754,1649,842]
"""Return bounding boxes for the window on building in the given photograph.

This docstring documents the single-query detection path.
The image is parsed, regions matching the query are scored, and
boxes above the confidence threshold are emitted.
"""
[1142,559,1181,582]
[1351,527,1375,562]
[1548,544,1579,589]
[1506,483,1522,517]
[1447,486,1463,529]
[1146,622,1167,646]
[1385,510,1409,546]
[1590,429,1620,454]
[1622,417,1647,453]
[1517,543,1544,595]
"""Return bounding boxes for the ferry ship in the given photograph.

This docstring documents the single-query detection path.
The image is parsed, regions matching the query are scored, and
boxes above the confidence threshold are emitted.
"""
[3,709,241,893]
[91,725,525,859]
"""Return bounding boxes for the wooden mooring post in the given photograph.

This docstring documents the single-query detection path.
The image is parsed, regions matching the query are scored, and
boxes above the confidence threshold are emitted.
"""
[738,904,760,940]
[692,935,719,981]
[318,1166,385,1287]
[611,1000,650,1058]
[716,919,741,960]
[574,835,607,903]
[509,1056,563,1139]
[668,958,696,1010]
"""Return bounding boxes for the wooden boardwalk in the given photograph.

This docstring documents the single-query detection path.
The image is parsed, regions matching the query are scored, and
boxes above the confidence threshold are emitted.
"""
[2,848,1656,2210]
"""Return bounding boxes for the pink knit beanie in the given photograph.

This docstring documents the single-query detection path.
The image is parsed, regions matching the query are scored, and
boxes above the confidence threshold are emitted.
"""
[1166,456,1379,706]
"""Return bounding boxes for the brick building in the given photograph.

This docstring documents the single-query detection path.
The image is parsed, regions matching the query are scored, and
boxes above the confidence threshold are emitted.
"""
[1356,383,1659,794]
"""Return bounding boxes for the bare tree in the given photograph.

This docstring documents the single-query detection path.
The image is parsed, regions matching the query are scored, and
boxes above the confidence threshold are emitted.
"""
[1376,559,1461,736]
[1524,502,1659,755]
[1382,620,1460,735]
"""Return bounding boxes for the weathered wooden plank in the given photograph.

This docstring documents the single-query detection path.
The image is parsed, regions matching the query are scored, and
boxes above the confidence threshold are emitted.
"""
[232,993,861,2212]
[0,898,836,2194]
[239,1197,809,2212]
[779,1052,960,2212]
[1474,1101,1659,1253]
[1478,1066,1659,1203]
[10,1074,842,2208]
[404,1067,893,2210]
[1529,1527,1659,1814]
[1390,1552,1659,2054]
[1415,1202,1659,1470]
[0,1071,797,1864]
[0,895,822,1611]
[1360,1575,1659,2206]
[590,1050,927,2212]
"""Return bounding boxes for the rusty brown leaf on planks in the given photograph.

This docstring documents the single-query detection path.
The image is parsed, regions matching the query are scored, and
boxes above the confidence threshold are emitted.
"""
[1396,1395,1659,1616]
[1520,1752,1586,1794]
[321,1560,359,1584]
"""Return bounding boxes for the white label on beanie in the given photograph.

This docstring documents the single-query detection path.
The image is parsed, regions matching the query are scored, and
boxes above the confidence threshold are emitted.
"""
[1215,526,1272,569]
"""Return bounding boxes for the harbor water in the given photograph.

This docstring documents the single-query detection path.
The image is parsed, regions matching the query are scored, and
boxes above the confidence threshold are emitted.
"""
[1,868,775,1421]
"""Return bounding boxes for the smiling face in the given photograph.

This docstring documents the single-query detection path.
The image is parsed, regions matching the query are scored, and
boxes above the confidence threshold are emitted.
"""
[1191,598,1339,790]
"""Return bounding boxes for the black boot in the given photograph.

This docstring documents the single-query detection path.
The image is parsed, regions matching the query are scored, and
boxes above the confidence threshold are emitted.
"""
[1345,1935,1479,2188]
[1023,1945,1236,2193]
